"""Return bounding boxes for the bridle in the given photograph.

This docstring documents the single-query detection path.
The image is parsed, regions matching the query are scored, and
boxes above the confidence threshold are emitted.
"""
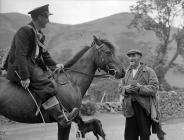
[49,41,118,81]
[94,42,118,77]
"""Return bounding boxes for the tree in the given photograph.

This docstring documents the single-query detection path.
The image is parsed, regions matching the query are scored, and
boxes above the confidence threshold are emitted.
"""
[129,0,184,90]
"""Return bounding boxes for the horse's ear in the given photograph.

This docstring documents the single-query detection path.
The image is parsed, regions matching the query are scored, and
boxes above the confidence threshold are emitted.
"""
[93,35,98,42]
[93,35,102,50]
[93,35,101,46]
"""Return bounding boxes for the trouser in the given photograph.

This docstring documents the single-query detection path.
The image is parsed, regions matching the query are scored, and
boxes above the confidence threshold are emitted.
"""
[29,66,56,103]
[124,101,151,140]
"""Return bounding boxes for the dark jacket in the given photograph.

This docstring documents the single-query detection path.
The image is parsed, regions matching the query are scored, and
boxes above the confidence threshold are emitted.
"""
[6,22,56,81]
[121,63,159,118]
[120,64,165,140]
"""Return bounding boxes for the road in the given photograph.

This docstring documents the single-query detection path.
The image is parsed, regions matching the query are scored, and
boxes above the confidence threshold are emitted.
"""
[1,113,184,140]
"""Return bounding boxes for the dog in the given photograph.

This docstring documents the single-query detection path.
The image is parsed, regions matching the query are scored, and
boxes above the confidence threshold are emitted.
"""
[75,116,106,140]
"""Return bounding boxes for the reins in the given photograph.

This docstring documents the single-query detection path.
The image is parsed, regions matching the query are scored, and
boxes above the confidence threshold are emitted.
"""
[65,67,110,78]
[48,67,111,79]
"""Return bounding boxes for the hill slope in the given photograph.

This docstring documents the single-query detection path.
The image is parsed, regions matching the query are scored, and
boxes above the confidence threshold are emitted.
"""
[0,12,157,58]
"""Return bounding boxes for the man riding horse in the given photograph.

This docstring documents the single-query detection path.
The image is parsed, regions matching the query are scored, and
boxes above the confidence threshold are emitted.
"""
[2,4,79,127]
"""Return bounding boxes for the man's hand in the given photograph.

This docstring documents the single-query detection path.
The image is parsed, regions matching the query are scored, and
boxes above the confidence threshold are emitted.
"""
[1,70,7,76]
[56,63,64,69]
[125,84,139,94]
[136,83,142,88]
[124,85,133,93]
[21,78,30,89]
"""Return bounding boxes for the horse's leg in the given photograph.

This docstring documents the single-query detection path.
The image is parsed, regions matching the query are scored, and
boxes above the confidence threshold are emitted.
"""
[58,123,71,140]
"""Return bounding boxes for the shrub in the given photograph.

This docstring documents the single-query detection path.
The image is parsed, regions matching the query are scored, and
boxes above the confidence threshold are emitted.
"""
[80,101,97,116]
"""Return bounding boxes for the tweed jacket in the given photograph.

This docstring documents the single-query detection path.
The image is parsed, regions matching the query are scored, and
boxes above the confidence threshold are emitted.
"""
[6,22,57,81]
[120,63,159,118]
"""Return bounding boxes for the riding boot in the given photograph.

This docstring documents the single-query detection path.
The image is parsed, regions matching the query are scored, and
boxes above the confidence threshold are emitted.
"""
[42,96,79,127]
[47,104,79,127]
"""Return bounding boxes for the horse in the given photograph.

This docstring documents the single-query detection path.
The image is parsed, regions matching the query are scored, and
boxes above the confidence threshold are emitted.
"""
[0,35,125,140]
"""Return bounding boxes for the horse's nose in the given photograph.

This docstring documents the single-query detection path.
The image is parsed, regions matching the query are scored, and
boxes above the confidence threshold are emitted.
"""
[115,68,125,79]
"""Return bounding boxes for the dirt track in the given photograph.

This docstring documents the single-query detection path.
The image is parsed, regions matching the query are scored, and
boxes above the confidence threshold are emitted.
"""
[1,113,184,140]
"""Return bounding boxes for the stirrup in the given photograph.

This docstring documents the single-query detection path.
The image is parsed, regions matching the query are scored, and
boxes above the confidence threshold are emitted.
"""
[62,109,69,122]
[59,108,79,122]
[67,108,80,121]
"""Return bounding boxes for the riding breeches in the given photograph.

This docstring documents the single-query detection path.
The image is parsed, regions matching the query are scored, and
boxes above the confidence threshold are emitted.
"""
[29,66,57,102]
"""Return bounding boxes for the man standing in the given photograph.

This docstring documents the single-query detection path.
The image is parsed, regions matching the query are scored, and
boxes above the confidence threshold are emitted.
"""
[4,4,79,126]
[119,49,162,140]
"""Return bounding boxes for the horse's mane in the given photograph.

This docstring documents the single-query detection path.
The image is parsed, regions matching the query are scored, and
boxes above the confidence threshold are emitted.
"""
[64,38,115,68]
[64,46,90,68]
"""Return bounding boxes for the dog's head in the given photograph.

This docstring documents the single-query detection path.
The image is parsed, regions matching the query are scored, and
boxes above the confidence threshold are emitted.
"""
[74,116,83,124]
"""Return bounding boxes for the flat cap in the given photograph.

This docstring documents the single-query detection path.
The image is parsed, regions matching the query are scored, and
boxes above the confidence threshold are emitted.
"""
[126,49,142,56]
[28,4,52,16]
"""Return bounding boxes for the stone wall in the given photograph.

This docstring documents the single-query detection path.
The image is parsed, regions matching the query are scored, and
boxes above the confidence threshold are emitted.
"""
[96,90,184,121]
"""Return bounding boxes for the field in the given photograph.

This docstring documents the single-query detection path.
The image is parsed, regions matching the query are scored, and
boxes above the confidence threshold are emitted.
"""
[1,113,184,140]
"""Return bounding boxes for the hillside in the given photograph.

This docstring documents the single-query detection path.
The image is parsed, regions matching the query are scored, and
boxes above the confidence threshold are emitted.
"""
[0,12,183,87]
[0,12,157,58]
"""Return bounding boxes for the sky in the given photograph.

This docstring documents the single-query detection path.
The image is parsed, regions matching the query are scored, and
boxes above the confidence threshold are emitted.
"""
[0,0,136,25]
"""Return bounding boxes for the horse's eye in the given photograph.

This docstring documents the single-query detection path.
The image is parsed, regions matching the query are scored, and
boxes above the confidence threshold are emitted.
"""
[105,51,112,55]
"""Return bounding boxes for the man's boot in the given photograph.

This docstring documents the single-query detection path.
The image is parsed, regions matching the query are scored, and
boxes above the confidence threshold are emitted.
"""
[48,104,79,127]
[42,96,79,127]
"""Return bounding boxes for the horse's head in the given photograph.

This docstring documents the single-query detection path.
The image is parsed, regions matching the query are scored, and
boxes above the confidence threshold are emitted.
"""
[92,35,125,79]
